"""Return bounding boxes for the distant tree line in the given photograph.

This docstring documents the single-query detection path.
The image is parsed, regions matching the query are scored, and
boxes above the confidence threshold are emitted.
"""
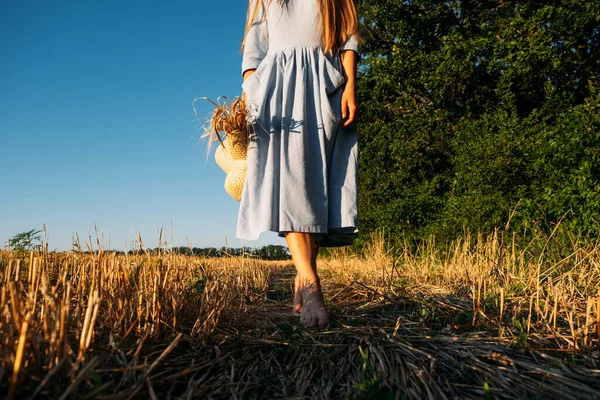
[5,229,291,261]
[357,0,600,243]
[124,245,291,260]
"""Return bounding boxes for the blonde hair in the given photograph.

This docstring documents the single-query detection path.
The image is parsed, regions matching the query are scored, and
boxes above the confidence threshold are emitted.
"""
[243,0,360,54]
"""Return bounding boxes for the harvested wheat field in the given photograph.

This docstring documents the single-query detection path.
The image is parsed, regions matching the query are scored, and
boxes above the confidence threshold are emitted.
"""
[1,231,600,399]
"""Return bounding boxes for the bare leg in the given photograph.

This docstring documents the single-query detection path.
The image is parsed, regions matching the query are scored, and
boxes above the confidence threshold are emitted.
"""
[293,274,302,313]
[293,239,321,313]
[286,232,329,327]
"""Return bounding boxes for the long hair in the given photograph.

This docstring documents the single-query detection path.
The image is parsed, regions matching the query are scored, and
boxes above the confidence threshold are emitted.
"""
[243,0,360,54]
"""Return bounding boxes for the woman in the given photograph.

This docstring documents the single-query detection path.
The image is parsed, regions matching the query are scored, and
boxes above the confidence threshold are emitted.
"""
[239,0,360,327]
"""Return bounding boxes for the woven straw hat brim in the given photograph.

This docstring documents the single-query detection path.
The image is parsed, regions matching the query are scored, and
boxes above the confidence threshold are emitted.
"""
[224,160,247,201]
[227,135,247,161]
[215,142,233,173]
[215,138,247,201]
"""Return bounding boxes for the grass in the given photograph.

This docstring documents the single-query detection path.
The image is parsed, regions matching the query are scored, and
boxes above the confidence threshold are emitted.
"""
[1,229,599,399]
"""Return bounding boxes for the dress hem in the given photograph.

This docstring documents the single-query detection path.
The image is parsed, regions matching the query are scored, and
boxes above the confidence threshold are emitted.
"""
[236,226,358,248]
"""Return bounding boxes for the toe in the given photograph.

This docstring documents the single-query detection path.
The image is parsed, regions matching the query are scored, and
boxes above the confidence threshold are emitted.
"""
[299,311,307,325]
[300,310,316,327]
[317,313,329,327]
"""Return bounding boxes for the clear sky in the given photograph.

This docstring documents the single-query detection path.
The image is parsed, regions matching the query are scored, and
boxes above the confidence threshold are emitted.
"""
[0,0,284,251]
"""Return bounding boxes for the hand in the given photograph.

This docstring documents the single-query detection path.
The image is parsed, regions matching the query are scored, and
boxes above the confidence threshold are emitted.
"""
[243,69,256,81]
[242,69,256,102]
[341,84,358,127]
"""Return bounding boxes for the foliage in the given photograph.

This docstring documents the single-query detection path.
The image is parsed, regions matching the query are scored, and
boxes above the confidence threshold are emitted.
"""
[250,244,291,260]
[356,0,600,242]
[140,245,292,260]
[8,229,42,254]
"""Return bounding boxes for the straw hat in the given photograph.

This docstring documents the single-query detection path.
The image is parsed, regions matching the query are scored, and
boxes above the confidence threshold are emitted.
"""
[215,139,247,201]
[196,96,249,201]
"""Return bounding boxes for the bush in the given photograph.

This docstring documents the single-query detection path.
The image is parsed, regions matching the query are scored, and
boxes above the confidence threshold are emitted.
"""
[357,0,600,243]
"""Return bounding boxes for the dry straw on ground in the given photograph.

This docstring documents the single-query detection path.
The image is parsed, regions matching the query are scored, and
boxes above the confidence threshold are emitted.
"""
[1,230,599,399]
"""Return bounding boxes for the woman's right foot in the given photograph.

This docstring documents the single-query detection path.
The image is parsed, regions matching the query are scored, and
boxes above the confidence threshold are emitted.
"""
[298,280,329,327]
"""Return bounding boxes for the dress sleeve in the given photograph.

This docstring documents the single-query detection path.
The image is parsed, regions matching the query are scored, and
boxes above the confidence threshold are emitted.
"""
[242,0,268,76]
[339,34,360,56]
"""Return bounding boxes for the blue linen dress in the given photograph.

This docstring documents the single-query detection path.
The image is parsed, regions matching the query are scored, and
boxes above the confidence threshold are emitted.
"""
[237,0,359,247]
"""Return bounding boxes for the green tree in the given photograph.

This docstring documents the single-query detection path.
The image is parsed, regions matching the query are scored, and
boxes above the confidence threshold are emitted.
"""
[357,0,600,242]
[251,245,291,260]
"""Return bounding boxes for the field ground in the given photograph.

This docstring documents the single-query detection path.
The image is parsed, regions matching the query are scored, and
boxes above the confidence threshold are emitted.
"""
[1,232,600,399]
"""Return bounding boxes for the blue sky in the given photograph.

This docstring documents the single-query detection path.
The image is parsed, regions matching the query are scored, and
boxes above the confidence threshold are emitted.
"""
[0,0,284,251]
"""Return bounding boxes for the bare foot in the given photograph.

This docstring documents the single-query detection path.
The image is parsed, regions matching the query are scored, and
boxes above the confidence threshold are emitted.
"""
[293,274,302,313]
[299,280,329,327]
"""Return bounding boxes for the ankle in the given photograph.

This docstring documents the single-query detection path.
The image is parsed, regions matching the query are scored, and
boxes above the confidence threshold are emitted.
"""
[296,274,319,287]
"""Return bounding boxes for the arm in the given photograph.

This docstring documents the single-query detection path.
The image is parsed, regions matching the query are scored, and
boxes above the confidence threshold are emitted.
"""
[242,0,268,80]
[243,69,256,81]
[340,49,358,127]
[242,70,254,103]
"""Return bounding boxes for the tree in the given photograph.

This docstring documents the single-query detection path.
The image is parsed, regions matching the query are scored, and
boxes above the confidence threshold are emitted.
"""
[357,0,600,242]
[251,245,291,260]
